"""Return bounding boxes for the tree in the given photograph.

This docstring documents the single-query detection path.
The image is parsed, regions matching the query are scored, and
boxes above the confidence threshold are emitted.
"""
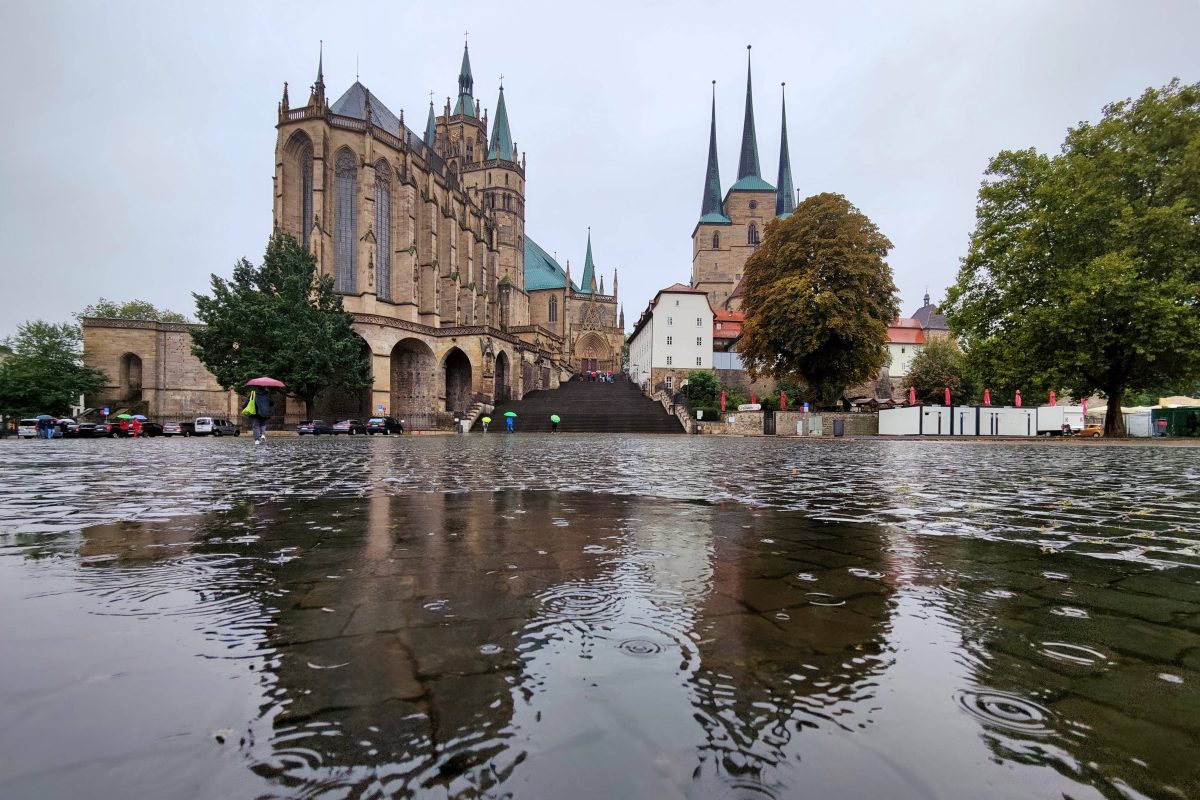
[77,298,189,323]
[945,80,1200,436]
[739,193,899,403]
[0,321,107,416]
[904,337,973,404]
[190,233,372,417]
[683,369,720,406]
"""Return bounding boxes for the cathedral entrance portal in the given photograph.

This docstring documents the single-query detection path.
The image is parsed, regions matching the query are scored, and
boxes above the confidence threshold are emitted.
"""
[443,348,472,415]
[495,352,510,402]
[390,338,436,416]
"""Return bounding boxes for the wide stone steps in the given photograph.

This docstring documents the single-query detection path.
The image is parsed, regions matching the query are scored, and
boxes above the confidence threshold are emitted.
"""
[476,378,684,434]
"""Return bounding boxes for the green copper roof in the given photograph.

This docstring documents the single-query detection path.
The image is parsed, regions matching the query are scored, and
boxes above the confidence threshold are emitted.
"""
[524,236,580,292]
[776,84,795,217]
[699,83,729,224]
[580,230,596,294]
[737,47,762,181]
[453,43,476,117]
[423,101,436,148]
[487,85,514,161]
[728,175,775,193]
[698,212,733,225]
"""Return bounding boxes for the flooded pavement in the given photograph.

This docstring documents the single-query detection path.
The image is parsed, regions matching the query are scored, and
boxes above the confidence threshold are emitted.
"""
[1,437,1198,799]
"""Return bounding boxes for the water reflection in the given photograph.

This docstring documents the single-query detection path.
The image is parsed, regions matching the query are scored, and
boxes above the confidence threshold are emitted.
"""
[1,488,1198,798]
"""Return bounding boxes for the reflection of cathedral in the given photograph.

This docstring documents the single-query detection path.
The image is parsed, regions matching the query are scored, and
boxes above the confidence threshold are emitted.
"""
[83,42,622,422]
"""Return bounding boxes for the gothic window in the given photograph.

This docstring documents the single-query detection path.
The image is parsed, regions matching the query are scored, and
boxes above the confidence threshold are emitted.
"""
[749,200,758,211]
[466,139,473,161]
[300,143,314,248]
[375,160,392,301]
[548,296,557,322]
[748,223,760,247]
[334,149,357,293]
[712,231,720,249]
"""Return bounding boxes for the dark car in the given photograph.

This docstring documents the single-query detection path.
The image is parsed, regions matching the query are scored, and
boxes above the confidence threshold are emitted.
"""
[366,416,404,435]
[93,422,119,438]
[162,421,195,437]
[297,420,334,435]
[332,419,368,435]
[63,421,98,438]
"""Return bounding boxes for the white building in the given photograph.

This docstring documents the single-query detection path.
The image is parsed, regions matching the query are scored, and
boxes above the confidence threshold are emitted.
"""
[628,283,714,393]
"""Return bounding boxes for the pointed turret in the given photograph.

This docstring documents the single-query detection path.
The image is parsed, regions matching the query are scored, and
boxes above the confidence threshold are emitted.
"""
[699,81,729,224]
[619,303,625,329]
[423,100,437,148]
[309,41,326,108]
[776,82,795,217]
[737,46,761,181]
[581,229,596,295]
[599,275,605,295]
[487,83,514,161]
[281,81,290,112]
[453,42,477,117]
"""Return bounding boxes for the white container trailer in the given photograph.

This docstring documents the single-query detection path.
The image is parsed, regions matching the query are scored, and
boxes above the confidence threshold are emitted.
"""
[979,407,1036,437]
[1124,411,1153,437]
[950,407,980,436]
[1035,405,1085,435]
[879,406,921,435]
[920,406,952,435]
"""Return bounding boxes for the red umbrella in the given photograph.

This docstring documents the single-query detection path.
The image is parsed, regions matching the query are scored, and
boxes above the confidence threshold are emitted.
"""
[908,386,916,406]
[751,392,757,406]
[246,376,285,388]
[1015,389,1022,408]
[1049,390,1056,407]
[720,391,726,412]
[983,388,992,406]
[944,387,951,406]
[780,392,787,412]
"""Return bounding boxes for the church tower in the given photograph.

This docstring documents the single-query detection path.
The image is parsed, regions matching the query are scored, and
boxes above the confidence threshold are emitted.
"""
[437,42,488,172]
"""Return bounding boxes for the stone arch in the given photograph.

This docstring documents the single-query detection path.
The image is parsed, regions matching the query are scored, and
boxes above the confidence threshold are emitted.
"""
[390,337,436,416]
[575,331,612,373]
[119,352,143,402]
[442,347,473,415]
[283,130,315,248]
[495,350,510,402]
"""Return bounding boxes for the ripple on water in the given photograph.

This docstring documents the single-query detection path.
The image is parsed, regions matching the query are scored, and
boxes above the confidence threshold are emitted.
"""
[954,688,1056,736]
[983,588,1016,600]
[1050,606,1089,619]
[848,568,883,579]
[537,584,622,622]
[618,638,664,657]
[805,592,844,607]
[479,643,502,655]
[1035,642,1110,668]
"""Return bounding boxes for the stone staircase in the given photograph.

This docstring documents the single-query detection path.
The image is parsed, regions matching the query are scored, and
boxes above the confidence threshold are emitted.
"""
[476,377,685,434]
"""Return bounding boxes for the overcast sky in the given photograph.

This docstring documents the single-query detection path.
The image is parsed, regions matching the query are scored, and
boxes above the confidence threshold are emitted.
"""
[2,1,1197,337]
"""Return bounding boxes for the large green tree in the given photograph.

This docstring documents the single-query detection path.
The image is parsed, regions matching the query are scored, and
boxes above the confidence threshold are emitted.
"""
[77,298,189,323]
[0,321,107,416]
[191,233,372,417]
[945,80,1200,436]
[904,337,975,405]
[739,192,899,402]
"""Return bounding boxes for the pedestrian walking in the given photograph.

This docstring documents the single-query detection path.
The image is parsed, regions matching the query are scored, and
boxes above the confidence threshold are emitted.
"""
[243,388,272,443]
[132,418,142,438]
[506,415,514,433]
[550,414,560,433]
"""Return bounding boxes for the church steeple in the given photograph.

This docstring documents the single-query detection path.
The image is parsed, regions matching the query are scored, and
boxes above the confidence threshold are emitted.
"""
[487,82,514,161]
[775,82,795,217]
[310,41,326,108]
[699,81,727,222]
[454,42,477,117]
[581,228,596,294]
[737,46,761,180]
[423,100,437,148]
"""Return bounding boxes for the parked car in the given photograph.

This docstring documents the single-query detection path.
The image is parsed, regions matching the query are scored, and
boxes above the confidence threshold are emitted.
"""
[93,422,119,437]
[332,419,368,435]
[366,416,405,435]
[162,421,195,437]
[63,421,98,438]
[194,417,240,436]
[17,419,39,439]
[297,420,334,435]
[1081,423,1103,438]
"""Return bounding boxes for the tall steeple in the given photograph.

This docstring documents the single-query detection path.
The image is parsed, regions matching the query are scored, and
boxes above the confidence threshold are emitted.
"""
[423,99,437,148]
[737,46,761,180]
[775,82,795,217]
[487,82,514,161]
[310,41,326,108]
[581,228,596,294]
[699,81,727,222]
[454,41,477,117]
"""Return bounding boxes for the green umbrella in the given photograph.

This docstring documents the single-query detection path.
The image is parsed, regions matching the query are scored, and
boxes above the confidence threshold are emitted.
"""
[116,413,134,420]
[550,415,561,423]
[503,411,517,418]
[481,416,492,423]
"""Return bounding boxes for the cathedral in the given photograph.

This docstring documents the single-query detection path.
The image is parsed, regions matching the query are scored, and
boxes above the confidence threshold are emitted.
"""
[84,43,624,423]
[691,47,796,314]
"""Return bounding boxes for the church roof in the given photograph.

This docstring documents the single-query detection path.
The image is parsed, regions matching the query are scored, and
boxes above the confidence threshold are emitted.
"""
[911,293,950,330]
[727,175,776,193]
[331,81,403,137]
[776,84,795,217]
[454,43,477,117]
[737,47,762,184]
[699,84,730,225]
[524,236,580,292]
[488,85,514,161]
[580,230,596,294]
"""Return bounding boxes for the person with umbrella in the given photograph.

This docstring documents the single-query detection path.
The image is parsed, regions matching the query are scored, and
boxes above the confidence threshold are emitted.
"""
[504,411,516,433]
[481,415,491,433]
[550,414,560,433]
[244,377,282,444]
[131,414,144,438]
[117,413,133,436]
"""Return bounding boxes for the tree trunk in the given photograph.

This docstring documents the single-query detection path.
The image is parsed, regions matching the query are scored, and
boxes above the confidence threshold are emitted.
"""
[1103,389,1127,437]
[303,395,314,421]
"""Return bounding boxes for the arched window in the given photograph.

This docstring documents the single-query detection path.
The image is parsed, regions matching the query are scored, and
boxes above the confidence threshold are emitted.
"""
[712,231,720,249]
[548,296,558,323]
[748,223,760,247]
[580,306,587,323]
[375,160,392,301]
[334,149,357,294]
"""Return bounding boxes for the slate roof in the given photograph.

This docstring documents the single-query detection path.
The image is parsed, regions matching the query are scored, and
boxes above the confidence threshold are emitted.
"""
[911,299,950,331]
[488,86,514,161]
[524,236,579,292]
[331,81,403,137]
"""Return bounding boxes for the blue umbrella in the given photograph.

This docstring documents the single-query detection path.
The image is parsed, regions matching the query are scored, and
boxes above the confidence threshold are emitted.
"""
[132,414,148,420]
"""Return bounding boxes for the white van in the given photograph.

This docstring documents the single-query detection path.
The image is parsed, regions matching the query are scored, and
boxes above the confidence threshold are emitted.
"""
[194,417,240,436]
[18,419,39,438]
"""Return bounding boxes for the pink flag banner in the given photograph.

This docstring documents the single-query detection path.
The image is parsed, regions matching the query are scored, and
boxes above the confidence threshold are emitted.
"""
[1049,390,1056,407]
[909,387,916,406]
[944,387,951,406]
[984,389,991,406]
[1015,390,1023,408]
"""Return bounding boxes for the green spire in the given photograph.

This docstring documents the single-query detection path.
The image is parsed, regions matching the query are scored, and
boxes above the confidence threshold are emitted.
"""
[737,45,761,180]
[581,229,596,294]
[423,100,437,148]
[699,81,727,222]
[453,42,476,117]
[776,83,795,217]
[487,83,514,161]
